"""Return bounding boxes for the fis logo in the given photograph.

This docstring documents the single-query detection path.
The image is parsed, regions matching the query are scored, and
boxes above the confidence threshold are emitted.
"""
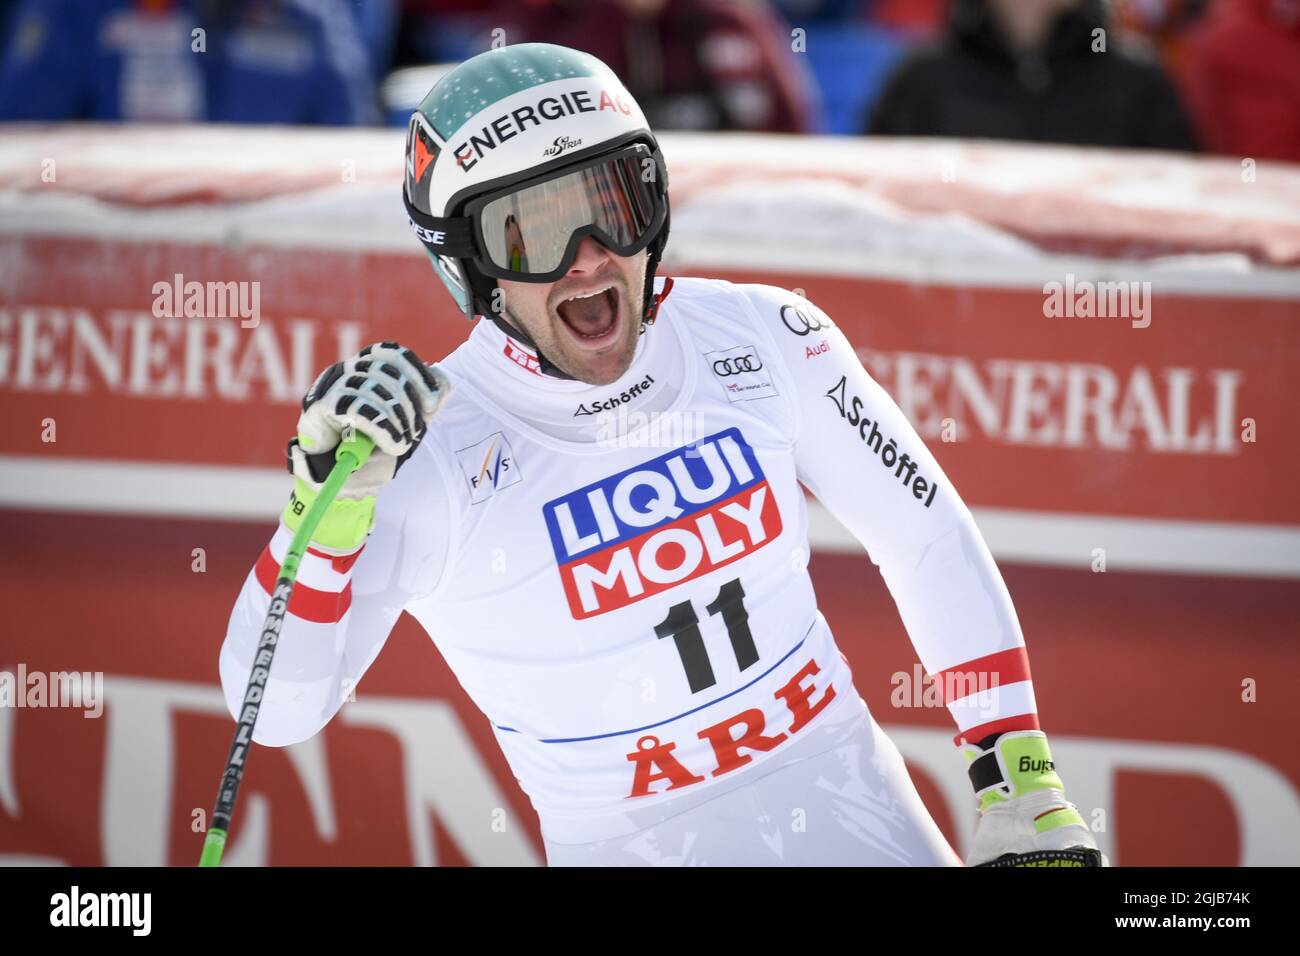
[543,428,782,619]
[455,432,523,504]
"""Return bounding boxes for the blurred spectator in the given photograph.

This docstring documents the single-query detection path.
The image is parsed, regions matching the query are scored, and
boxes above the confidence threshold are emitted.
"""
[770,0,946,33]
[0,0,376,124]
[487,0,820,133]
[1112,0,1207,75]
[394,0,491,66]
[865,0,1199,151]
[786,22,909,135]
[869,0,947,34]
[772,0,864,22]
[765,1,943,136]
[348,0,400,80]
[0,0,20,55]
[1177,0,1300,163]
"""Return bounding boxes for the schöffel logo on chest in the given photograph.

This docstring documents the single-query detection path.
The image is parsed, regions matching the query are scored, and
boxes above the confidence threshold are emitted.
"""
[542,428,782,620]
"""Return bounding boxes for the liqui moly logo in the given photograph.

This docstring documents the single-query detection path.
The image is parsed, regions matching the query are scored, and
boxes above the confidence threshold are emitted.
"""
[543,428,782,619]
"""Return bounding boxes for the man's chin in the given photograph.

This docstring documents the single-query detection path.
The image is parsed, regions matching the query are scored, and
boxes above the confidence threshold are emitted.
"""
[557,343,638,386]
[550,307,640,385]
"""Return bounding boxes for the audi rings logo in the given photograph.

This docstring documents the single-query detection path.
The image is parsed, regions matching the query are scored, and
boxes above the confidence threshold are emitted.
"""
[780,303,833,337]
[712,353,764,377]
[706,345,777,403]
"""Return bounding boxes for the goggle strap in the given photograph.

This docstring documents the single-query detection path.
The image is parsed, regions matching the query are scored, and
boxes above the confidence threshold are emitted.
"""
[403,188,479,258]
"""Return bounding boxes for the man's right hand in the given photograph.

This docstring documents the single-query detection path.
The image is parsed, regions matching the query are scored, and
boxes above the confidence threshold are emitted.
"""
[284,341,451,553]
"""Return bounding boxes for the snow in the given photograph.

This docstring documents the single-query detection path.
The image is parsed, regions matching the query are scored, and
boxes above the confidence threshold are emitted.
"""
[1,125,1297,293]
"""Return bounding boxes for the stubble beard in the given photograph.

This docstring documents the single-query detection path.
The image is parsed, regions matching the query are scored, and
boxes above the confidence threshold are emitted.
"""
[516,265,647,387]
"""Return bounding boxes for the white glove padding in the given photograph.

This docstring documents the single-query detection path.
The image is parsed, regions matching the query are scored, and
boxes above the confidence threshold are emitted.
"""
[966,788,1107,866]
[289,341,451,501]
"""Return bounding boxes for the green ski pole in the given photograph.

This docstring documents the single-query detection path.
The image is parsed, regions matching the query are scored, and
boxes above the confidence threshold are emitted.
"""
[199,428,374,867]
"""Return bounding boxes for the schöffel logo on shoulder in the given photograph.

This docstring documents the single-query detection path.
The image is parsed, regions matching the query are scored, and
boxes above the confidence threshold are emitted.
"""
[542,428,782,619]
[826,375,938,508]
[455,432,523,504]
[706,345,776,403]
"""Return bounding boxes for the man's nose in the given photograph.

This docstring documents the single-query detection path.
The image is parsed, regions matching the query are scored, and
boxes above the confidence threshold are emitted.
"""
[567,236,612,276]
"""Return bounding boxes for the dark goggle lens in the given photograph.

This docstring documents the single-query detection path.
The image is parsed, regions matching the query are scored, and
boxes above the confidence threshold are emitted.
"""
[478,154,658,276]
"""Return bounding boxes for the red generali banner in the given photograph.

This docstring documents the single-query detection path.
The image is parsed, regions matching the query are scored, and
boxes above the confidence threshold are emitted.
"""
[1,126,1298,866]
[3,240,1297,525]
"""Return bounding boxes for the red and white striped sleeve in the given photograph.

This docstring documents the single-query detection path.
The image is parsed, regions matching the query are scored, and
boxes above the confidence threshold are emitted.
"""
[744,284,1041,747]
[219,441,454,747]
[252,528,364,624]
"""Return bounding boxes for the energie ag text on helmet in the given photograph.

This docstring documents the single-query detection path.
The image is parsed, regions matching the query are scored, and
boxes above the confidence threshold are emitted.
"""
[453,88,638,172]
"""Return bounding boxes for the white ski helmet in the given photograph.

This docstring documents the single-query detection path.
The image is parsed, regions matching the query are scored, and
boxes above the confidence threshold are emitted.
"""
[402,43,671,377]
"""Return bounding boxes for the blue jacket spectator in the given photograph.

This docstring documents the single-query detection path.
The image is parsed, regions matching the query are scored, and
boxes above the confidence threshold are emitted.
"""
[0,0,376,124]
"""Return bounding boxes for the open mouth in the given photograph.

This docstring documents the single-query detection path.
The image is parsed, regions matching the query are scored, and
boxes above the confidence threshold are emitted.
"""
[556,284,621,350]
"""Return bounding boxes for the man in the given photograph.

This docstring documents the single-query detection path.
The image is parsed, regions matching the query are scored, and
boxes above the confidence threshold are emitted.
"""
[865,0,1198,152]
[220,42,1103,866]
[484,0,818,134]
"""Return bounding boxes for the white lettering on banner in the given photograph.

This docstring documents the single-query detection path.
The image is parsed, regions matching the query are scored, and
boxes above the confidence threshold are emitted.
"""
[862,349,1242,455]
[0,306,361,403]
[335,697,542,867]
[0,305,1246,457]
[0,679,1294,865]
[887,726,1300,866]
[21,676,540,866]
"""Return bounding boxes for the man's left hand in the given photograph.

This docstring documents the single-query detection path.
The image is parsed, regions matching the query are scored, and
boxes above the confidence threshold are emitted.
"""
[962,730,1108,867]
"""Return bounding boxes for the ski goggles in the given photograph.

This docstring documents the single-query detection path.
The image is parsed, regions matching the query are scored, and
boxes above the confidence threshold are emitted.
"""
[405,141,667,283]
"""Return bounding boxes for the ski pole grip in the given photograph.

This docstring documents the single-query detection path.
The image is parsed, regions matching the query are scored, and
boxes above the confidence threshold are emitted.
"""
[335,428,375,471]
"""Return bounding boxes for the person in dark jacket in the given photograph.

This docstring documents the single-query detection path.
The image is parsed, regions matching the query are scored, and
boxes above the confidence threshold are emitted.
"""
[864,0,1199,151]
[489,0,819,133]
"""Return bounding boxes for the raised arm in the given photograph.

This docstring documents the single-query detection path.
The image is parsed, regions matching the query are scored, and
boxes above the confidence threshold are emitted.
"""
[220,343,453,746]
[741,284,1103,866]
